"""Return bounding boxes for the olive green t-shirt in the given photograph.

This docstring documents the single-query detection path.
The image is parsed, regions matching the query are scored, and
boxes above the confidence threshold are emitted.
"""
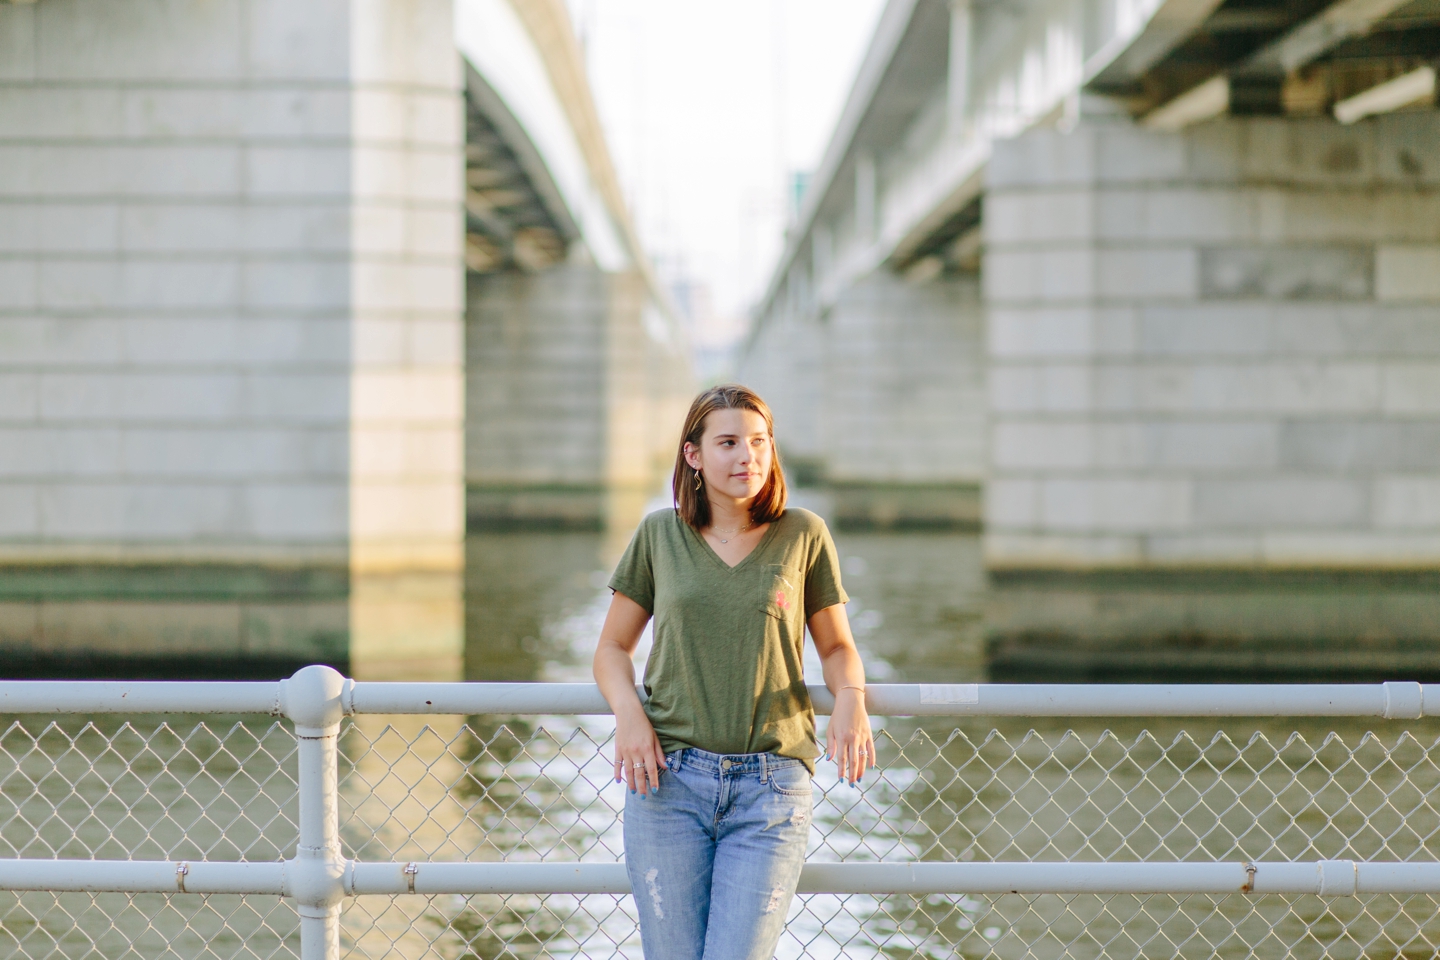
[608,507,848,772]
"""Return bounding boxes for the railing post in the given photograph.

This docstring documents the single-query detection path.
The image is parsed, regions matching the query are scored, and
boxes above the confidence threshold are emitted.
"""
[281,666,349,960]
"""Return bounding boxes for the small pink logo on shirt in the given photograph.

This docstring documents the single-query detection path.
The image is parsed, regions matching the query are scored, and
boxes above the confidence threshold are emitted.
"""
[775,591,790,610]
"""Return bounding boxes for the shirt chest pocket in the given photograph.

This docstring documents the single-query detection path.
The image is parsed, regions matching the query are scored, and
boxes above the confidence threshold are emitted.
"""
[760,566,803,622]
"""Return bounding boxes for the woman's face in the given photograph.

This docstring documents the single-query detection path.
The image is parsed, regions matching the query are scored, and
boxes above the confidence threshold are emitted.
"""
[685,407,773,504]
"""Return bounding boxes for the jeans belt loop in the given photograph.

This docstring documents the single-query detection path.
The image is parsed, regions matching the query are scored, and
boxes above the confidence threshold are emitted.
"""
[761,753,768,784]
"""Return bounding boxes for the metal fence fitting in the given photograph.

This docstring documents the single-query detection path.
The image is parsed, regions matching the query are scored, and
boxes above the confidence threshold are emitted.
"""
[403,862,418,895]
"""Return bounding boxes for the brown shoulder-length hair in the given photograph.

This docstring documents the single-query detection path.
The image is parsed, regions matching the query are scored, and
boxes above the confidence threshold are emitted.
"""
[672,384,788,529]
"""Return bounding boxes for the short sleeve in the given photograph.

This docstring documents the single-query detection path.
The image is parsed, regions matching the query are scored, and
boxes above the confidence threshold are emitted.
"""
[803,519,848,619]
[608,515,656,613]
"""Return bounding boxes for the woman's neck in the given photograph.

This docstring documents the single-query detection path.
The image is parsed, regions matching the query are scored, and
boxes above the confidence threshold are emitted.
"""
[706,498,752,531]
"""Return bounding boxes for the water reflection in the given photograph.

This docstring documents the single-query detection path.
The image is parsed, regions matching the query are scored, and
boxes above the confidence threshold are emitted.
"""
[828,530,987,683]
[338,528,633,957]
[463,531,616,682]
[984,568,1440,684]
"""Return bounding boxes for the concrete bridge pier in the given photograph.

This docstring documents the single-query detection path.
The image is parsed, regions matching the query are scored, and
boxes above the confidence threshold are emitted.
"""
[744,272,986,529]
[455,0,693,541]
[465,259,690,535]
[820,273,985,528]
[0,0,466,680]
[983,113,1440,678]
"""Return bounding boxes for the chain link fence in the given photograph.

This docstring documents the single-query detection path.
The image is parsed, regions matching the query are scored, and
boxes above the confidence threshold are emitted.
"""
[0,718,298,958]
[3,706,1439,959]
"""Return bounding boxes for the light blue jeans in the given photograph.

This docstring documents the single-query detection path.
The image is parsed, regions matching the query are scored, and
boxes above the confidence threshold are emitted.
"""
[623,747,813,960]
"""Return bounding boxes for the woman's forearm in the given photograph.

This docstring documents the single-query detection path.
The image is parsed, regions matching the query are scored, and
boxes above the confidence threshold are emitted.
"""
[819,640,866,692]
[807,603,866,693]
[591,591,653,721]
[594,643,647,719]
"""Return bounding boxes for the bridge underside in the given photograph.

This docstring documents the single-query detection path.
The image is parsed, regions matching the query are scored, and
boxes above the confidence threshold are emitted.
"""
[742,0,1440,665]
[1089,0,1440,121]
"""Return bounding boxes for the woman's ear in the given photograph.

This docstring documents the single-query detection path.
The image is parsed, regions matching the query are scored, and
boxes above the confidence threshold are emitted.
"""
[682,441,702,471]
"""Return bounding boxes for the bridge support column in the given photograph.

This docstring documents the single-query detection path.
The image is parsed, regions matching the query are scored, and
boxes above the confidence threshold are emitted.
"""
[743,271,986,528]
[465,262,689,533]
[822,273,986,528]
[983,113,1440,676]
[0,0,465,677]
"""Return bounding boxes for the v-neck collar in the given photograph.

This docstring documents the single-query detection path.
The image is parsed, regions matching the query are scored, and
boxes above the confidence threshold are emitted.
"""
[686,511,784,573]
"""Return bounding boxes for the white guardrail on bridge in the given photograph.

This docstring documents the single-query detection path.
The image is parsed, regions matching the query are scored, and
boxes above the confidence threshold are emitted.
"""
[3,667,1440,960]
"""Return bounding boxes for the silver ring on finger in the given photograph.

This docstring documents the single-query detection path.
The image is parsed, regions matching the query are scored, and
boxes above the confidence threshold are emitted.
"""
[633,761,645,769]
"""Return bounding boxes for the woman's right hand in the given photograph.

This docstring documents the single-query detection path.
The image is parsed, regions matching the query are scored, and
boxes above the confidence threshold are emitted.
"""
[613,704,668,794]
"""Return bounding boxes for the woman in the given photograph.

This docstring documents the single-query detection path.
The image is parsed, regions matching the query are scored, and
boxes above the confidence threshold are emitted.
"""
[593,384,873,960]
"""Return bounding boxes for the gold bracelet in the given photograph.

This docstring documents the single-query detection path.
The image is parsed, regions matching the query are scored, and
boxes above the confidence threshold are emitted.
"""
[839,684,866,695]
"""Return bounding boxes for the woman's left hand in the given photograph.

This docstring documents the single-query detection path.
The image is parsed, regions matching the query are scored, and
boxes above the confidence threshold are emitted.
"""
[827,688,874,785]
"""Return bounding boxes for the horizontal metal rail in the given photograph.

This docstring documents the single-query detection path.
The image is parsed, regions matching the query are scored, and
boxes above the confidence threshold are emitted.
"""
[1,677,1435,718]
[0,680,281,715]
[348,680,1437,718]
[3,858,1438,897]
[4,668,1440,960]
[347,859,1440,897]
[0,859,285,894]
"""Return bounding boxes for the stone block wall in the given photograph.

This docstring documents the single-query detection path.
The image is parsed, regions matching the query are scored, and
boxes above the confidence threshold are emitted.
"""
[0,0,464,673]
[738,304,827,482]
[739,273,987,527]
[984,113,1440,571]
[348,0,466,578]
[466,263,608,524]
[823,273,986,526]
[466,261,690,531]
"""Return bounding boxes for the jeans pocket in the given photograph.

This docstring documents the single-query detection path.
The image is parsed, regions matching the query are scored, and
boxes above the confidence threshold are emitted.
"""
[767,765,813,799]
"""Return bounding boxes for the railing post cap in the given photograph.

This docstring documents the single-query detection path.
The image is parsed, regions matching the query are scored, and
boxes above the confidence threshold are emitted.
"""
[280,665,349,736]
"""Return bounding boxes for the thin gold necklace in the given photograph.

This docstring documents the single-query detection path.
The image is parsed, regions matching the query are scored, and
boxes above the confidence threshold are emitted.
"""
[710,520,753,544]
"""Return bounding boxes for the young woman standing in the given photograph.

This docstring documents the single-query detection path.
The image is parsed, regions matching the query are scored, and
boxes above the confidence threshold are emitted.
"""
[593,384,873,960]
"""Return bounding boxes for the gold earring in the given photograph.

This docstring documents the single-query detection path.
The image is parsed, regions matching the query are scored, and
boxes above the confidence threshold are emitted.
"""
[693,469,703,490]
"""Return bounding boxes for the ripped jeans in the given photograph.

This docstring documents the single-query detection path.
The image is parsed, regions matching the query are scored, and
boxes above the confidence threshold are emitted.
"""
[623,747,813,960]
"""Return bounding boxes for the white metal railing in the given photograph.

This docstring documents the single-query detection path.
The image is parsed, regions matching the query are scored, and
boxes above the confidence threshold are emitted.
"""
[3,668,1440,959]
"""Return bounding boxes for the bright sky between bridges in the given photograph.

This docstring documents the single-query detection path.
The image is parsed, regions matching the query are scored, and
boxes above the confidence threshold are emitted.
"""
[573,0,888,355]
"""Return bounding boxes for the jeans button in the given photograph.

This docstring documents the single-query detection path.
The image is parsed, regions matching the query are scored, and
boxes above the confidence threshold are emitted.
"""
[720,759,732,770]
